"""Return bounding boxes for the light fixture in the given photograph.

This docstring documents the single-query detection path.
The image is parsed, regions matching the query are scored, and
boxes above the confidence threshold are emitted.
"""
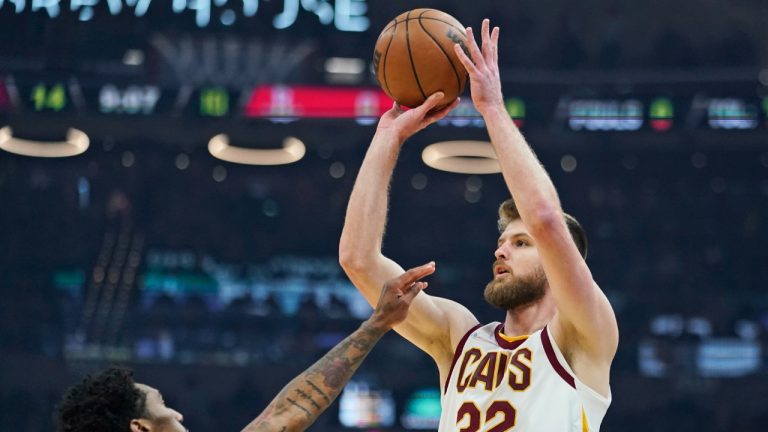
[324,57,366,75]
[0,127,90,158]
[421,140,500,174]
[324,57,366,84]
[122,49,145,66]
[208,134,306,165]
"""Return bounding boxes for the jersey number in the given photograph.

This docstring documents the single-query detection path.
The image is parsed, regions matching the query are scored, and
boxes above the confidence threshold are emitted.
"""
[457,401,516,431]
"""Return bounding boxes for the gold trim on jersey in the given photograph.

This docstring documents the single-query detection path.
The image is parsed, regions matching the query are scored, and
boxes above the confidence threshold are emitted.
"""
[582,407,589,432]
[497,331,530,343]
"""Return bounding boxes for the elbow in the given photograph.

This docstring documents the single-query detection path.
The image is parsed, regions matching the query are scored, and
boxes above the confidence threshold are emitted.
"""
[527,208,563,237]
[339,250,358,273]
[339,234,364,272]
[339,247,367,276]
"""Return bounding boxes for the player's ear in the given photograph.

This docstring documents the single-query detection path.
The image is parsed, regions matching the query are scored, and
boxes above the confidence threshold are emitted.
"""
[130,418,152,432]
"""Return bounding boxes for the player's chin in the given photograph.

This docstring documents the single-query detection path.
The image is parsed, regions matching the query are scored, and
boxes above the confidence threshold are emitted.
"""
[484,279,508,297]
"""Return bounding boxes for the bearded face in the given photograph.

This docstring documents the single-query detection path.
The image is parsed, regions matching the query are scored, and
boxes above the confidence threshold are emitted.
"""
[484,263,547,311]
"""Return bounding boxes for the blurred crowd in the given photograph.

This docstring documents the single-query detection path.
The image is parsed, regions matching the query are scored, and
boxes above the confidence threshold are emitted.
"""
[1,134,768,430]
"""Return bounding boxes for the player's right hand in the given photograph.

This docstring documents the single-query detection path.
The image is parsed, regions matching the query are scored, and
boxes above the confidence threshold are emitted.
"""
[375,94,459,143]
[367,262,436,330]
[453,19,504,115]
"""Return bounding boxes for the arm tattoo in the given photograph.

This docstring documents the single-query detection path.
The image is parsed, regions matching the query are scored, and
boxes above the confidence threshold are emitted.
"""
[314,323,382,388]
[249,422,287,432]
[286,398,313,419]
[249,322,386,431]
[305,380,330,404]
[294,388,322,410]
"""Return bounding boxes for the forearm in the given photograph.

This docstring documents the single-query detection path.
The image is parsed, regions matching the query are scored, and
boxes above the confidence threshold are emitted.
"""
[339,129,401,264]
[242,320,387,432]
[483,106,562,224]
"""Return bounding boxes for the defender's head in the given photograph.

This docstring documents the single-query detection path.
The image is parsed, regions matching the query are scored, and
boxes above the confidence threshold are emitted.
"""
[56,367,185,432]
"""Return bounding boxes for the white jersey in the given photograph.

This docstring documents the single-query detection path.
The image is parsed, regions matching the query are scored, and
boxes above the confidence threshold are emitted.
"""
[438,323,611,431]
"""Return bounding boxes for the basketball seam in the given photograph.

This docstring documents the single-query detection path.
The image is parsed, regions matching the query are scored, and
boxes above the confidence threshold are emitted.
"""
[380,20,397,98]
[405,17,466,36]
[418,11,462,96]
[405,11,428,102]
[380,16,464,36]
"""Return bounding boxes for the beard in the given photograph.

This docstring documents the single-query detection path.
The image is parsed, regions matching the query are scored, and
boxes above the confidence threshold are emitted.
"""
[484,264,547,311]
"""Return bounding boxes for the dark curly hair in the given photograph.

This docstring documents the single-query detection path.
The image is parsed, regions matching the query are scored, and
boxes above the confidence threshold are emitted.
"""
[56,367,148,432]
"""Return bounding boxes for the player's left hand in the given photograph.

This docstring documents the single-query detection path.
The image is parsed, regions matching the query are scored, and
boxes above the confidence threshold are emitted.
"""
[453,19,504,115]
[367,262,436,330]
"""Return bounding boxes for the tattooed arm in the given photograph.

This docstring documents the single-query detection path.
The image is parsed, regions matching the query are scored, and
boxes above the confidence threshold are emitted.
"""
[241,262,436,432]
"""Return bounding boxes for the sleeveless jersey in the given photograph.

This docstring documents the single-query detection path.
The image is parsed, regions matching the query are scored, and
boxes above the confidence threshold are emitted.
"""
[438,322,611,431]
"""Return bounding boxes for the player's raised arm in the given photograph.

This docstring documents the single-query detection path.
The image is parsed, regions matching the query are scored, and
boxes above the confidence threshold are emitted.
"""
[339,96,478,367]
[453,20,618,368]
[242,263,433,432]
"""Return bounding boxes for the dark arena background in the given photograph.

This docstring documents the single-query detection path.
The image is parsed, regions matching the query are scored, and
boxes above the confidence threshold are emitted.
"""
[1,1,768,431]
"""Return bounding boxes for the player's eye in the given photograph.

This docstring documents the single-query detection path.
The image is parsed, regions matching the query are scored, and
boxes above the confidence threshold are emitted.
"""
[515,240,528,248]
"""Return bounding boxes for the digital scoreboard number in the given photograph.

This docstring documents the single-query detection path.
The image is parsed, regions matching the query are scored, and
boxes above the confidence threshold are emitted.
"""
[83,84,176,115]
[15,81,78,113]
[98,84,160,115]
[198,86,232,117]
[29,82,70,112]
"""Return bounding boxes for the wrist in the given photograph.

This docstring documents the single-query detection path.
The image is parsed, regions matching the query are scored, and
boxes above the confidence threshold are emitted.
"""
[361,316,391,336]
[479,103,508,120]
[374,127,406,147]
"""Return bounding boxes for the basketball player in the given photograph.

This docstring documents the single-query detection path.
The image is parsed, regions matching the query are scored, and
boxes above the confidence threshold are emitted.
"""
[56,263,434,432]
[339,19,618,431]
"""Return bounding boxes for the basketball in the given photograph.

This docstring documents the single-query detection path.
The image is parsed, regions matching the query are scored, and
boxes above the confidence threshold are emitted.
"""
[373,9,469,109]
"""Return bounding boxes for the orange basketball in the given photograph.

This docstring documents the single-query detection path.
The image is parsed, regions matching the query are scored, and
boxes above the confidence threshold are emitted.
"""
[373,9,469,109]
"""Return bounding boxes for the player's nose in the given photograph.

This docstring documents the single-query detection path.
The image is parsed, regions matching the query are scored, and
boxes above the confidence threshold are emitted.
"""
[494,242,508,260]
[172,409,183,423]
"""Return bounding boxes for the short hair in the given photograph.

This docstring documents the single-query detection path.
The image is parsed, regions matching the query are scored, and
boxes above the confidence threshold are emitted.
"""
[497,198,589,259]
[56,367,148,432]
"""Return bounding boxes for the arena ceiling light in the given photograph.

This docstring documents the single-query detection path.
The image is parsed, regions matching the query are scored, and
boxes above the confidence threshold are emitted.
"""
[422,140,501,174]
[208,134,306,165]
[324,57,366,75]
[0,127,90,158]
[324,57,366,84]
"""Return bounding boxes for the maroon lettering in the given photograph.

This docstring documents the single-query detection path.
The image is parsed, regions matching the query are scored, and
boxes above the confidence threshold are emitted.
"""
[456,348,482,392]
[469,351,497,391]
[507,348,532,391]
[487,401,517,432]
[495,353,509,388]
[457,402,481,432]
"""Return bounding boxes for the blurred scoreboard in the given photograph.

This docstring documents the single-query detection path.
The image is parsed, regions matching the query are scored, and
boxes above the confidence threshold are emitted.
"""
[89,84,172,115]
[558,95,767,132]
[15,80,79,114]
[2,76,767,132]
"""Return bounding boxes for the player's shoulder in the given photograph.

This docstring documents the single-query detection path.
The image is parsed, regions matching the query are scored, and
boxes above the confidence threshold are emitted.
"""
[429,298,480,350]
